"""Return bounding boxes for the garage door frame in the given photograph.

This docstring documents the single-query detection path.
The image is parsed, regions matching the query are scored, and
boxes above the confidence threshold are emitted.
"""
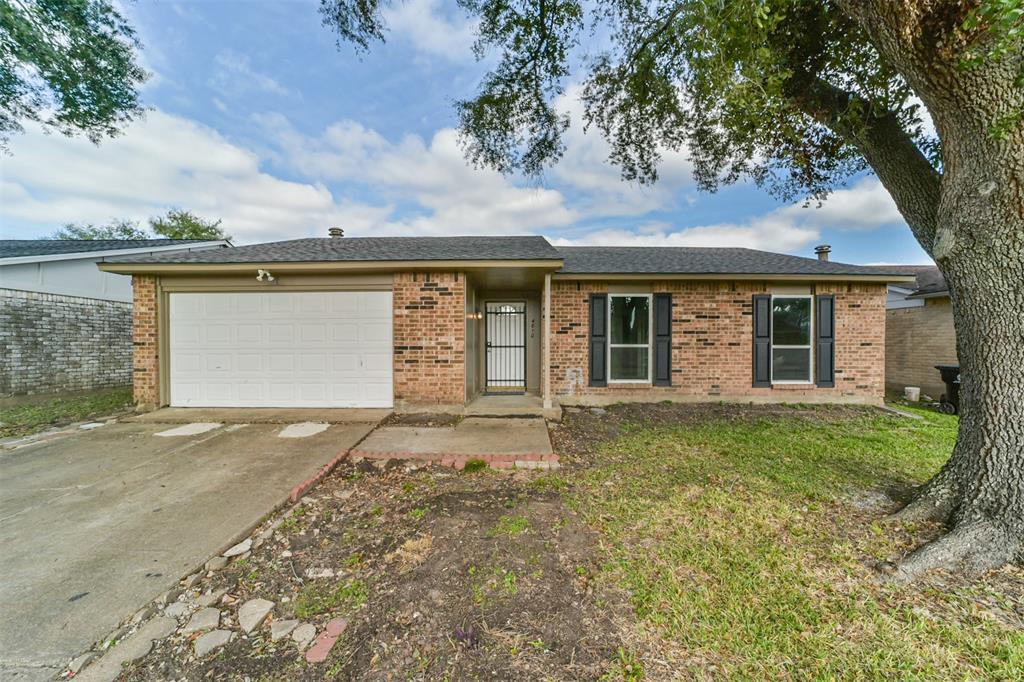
[156,276,394,408]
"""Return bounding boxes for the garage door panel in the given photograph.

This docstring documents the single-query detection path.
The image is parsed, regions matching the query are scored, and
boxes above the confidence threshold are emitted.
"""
[170,292,393,408]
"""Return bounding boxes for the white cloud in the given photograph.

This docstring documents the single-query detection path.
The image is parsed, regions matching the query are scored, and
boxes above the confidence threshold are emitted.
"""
[257,114,578,236]
[210,50,290,97]
[382,0,477,61]
[0,110,386,242]
[554,177,907,254]
[550,85,695,217]
[777,177,902,230]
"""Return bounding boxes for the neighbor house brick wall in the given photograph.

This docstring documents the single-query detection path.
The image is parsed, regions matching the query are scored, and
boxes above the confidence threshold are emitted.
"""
[132,275,160,408]
[549,280,885,402]
[0,288,132,396]
[885,297,957,399]
[392,272,466,405]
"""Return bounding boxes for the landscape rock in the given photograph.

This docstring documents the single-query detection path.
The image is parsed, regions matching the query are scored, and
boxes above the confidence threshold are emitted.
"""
[181,607,220,634]
[194,629,234,657]
[77,617,175,682]
[164,601,190,618]
[69,651,98,674]
[238,598,275,633]
[205,556,229,571]
[155,588,182,605]
[182,573,202,589]
[305,567,335,579]
[196,588,228,607]
[305,618,347,663]
[131,605,155,623]
[223,538,252,557]
[270,619,299,642]
[292,623,316,648]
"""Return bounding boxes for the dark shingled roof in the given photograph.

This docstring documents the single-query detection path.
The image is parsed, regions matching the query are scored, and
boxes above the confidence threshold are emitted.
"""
[99,235,910,277]
[908,266,947,296]
[0,239,218,259]
[106,236,564,264]
[863,264,946,294]
[554,246,909,277]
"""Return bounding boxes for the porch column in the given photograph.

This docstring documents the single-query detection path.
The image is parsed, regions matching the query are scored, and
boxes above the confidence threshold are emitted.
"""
[543,272,552,409]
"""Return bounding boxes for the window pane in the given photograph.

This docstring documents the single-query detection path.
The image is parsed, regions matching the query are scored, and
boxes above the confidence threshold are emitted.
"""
[772,298,811,345]
[772,348,811,382]
[610,296,649,344]
[611,347,649,381]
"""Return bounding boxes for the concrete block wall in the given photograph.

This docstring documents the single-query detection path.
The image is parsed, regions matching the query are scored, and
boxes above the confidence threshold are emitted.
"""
[549,280,886,403]
[0,288,132,396]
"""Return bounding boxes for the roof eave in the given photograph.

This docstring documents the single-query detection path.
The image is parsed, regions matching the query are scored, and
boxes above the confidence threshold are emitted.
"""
[97,258,565,275]
[1,241,230,266]
[551,272,917,282]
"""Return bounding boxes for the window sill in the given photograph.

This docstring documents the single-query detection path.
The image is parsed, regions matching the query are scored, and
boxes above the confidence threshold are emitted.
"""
[771,382,815,389]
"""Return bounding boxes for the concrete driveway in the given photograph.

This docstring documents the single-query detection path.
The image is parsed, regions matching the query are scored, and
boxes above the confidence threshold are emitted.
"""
[0,415,380,681]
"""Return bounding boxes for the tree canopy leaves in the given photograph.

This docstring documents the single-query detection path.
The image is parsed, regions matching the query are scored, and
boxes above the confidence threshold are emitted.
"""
[318,0,1021,206]
[0,0,147,148]
[50,210,229,241]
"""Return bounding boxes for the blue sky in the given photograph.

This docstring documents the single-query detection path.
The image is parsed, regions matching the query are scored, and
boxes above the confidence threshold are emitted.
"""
[0,0,932,265]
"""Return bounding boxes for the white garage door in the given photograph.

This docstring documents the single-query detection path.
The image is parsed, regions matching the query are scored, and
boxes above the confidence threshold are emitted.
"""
[169,291,393,408]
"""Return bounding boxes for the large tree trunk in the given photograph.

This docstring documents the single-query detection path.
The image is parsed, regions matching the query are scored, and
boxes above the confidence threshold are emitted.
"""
[892,224,1024,579]
[836,1,1024,579]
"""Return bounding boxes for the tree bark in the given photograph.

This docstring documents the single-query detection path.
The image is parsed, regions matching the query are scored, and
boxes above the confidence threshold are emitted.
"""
[835,1,1024,579]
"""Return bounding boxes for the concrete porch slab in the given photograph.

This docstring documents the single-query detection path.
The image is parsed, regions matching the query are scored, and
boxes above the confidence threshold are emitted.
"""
[130,407,392,424]
[464,394,562,420]
[352,417,555,470]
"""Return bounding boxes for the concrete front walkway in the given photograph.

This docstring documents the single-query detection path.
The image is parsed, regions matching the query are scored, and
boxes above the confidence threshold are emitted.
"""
[0,418,376,681]
[353,417,556,469]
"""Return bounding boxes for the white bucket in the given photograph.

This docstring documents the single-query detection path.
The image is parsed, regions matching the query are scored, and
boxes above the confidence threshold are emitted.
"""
[904,386,921,402]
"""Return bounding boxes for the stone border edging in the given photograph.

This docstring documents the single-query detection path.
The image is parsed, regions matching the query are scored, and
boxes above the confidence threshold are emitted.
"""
[349,449,560,470]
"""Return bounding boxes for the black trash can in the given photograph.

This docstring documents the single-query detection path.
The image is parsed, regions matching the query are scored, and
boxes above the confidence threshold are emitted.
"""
[935,364,960,414]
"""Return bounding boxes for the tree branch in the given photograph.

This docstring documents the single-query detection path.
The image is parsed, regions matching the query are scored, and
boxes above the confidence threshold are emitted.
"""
[795,79,941,255]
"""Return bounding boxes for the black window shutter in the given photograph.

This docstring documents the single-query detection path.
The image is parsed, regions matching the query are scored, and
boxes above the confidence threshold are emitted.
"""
[653,293,672,386]
[752,294,772,387]
[589,293,608,386]
[816,294,835,387]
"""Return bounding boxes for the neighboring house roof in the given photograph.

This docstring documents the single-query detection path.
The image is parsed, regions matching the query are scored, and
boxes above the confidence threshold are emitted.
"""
[907,266,948,297]
[865,264,947,297]
[104,236,564,264]
[555,246,909,277]
[97,235,912,280]
[0,239,220,259]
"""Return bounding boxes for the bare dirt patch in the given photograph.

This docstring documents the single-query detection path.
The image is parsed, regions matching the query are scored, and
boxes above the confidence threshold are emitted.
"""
[121,457,626,681]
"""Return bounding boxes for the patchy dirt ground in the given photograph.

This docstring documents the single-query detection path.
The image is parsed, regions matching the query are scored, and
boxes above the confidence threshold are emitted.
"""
[107,402,1023,681]
[120,456,627,681]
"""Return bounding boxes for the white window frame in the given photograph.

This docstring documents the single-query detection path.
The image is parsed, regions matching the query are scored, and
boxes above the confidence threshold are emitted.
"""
[770,294,814,385]
[607,293,653,384]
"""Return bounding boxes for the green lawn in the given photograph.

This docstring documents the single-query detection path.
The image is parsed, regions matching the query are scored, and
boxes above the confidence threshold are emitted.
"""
[0,389,133,439]
[565,405,1023,680]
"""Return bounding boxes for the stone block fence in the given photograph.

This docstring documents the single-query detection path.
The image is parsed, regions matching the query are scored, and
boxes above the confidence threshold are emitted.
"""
[0,288,132,397]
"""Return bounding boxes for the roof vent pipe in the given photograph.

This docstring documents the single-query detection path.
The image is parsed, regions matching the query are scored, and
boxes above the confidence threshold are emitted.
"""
[328,227,344,238]
[814,244,831,262]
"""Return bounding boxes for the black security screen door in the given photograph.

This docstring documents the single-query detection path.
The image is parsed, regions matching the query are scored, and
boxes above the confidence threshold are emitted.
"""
[485,301,526,392]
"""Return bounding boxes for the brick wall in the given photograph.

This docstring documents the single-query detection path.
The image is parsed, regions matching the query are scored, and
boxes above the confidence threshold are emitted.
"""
[0,288,132,396]
[393,272,466,405]
[885,298,957,399]
[132,275,160,408]
[549,280,885,403]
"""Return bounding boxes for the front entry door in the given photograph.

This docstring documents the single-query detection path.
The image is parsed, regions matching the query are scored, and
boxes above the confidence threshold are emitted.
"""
[485,301,526,393]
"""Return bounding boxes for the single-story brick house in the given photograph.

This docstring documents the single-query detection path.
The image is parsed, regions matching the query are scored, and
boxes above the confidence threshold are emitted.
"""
[97,235,912,412]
